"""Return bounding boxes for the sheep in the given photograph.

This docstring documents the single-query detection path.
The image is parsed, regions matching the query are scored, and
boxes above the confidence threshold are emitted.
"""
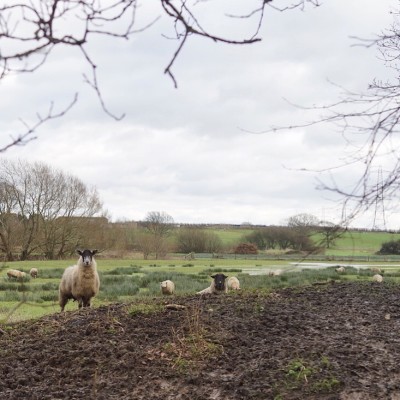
[335,266,345,274]
[59,249,100,311]
[370,267,382,274]
[227,276,240,290]
[7,269,26,281]
[30,268,38,278]
[372,274,383,283]
[268,270,282,277]
[160,280,175,295]
[197,273,228,295]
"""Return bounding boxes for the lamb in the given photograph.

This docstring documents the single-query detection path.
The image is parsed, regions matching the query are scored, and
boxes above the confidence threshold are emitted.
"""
[372,274,383,283]
[227,276,240,290]
[59,249,100,311]
[197,273,228,295]
[30,268,38,278]
[160,280,175,295]
[6,269,26,280]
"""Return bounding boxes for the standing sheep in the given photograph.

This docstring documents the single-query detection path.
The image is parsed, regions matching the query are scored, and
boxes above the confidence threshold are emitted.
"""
[7,269,26,281]
[197,274,228,295]
[160,280,175,295]
[59,249,100,311]
[30,268,38,278]
[372,274,383,283]
[227,276,240,290]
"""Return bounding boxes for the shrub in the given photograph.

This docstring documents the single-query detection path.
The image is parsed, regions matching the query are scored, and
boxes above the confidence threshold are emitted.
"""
[378,240,400,255]
[233,242,258,254]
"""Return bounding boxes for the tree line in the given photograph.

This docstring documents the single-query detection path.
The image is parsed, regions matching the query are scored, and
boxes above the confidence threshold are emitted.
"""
[0,159,345,261]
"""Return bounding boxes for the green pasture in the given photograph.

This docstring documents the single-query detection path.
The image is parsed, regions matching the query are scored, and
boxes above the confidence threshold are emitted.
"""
[206,227,254,247]
[320,230,400,256]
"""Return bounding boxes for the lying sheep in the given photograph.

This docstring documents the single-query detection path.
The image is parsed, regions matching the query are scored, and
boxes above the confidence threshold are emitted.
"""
[372,274,383,283]
[59,249,100,311]
[268,270,282,277]
[7,269,26,280]
[227,276,240,290]
[197,274,228,295]
[335,266,345,274]
[370,267,382,274]
[30,268,38,278]
[160,280,175,295]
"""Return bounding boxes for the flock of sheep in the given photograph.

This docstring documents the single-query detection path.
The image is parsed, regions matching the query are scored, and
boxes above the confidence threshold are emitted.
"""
[5,252,388,312]
[5,250,241,312]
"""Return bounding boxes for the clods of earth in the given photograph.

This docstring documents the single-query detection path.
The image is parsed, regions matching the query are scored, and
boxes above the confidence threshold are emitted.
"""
[1,281,400,399]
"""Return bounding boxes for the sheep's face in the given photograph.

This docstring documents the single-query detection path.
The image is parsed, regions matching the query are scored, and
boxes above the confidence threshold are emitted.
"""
[211,274,228,291]
[77,249,98,267]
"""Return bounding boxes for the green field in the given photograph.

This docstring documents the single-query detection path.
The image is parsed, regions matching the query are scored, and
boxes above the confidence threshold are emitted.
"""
[1,228,400,323]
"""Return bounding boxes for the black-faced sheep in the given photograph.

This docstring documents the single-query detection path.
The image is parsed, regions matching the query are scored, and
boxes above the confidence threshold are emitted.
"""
[227,276,240,290]
[160,280,175,295]
[197,273,228,295]
[30,268,38,278]
[7,269,26,280]
[59,249,100,311]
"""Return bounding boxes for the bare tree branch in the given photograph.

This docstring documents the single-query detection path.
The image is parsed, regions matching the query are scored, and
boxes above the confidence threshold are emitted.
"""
[1,94,78,153]
[0,0,321,150]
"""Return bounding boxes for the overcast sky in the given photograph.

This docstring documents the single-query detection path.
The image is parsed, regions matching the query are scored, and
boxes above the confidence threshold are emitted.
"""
[1,0,398,228]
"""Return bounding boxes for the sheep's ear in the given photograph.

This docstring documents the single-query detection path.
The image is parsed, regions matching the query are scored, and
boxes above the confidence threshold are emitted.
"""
[223,274,228,278]
[77,250,82,256]
[92,249,98,255]
[211,275,216,279]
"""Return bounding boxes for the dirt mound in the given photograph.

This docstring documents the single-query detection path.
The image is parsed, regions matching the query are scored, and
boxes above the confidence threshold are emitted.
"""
[1,281,400,399]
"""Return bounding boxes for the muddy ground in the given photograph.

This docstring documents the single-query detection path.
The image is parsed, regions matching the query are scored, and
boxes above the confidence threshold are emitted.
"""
[1,281,400,399]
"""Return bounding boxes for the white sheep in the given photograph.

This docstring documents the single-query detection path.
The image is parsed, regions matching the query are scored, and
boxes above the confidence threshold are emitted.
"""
[59,249,100,311]
[160,280,175,295]
[7,269,26,280]
[335,266,345,274]
[268,270,282,277]
[197,274,228,295]
[370,267,382,274]
[372,274,383,283]
[30,268,38,278]
[227,276,240,290]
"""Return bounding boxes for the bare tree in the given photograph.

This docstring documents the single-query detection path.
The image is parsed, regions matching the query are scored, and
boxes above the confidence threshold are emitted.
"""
[0,0,320,152]
[317,221,343,249]
[0,159,103,260]
[143,211,174,259]
[287,213,319,230]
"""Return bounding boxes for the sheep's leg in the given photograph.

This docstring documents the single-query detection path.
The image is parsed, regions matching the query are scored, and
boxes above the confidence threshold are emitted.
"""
[78,298,83,309]
[82,297,91,308]
[59,296,68,312]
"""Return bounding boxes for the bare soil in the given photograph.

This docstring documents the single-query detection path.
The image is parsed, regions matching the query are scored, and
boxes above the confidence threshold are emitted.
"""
[1,281,400,400]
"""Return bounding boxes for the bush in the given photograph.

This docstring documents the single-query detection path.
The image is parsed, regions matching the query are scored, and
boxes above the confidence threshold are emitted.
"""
[378,240,400,255]
[233,243,258,254]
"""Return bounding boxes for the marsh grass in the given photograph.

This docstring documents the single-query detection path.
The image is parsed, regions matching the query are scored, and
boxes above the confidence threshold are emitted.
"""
[0,257,399,322]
